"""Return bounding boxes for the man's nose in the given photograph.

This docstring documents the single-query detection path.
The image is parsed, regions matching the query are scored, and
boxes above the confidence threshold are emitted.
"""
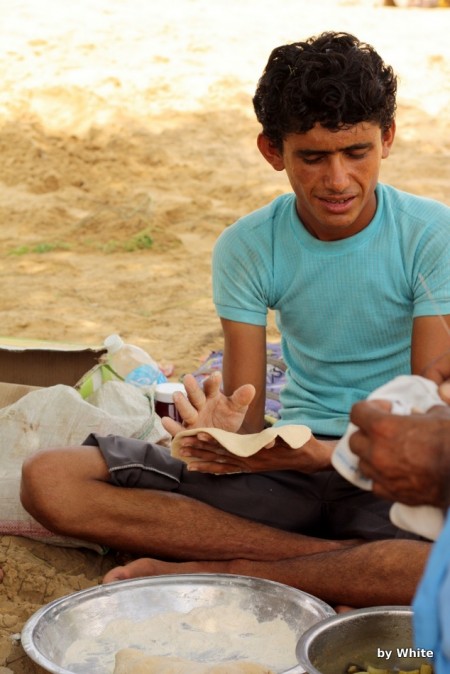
[324,156,351,191]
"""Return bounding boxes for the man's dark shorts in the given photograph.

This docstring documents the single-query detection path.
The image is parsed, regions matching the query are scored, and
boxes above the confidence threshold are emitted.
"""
[84,433,419,541]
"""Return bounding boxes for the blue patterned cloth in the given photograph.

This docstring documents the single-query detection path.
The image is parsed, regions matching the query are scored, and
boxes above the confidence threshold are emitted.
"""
[413,508,450,672]
[192,343,285,422]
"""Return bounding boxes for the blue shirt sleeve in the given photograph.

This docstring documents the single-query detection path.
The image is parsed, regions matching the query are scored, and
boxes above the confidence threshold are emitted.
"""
[212,207,277,326]
[413,509,450,672]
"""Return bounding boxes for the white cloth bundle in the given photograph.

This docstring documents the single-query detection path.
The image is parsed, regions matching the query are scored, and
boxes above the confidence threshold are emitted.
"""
[332,375,446,541]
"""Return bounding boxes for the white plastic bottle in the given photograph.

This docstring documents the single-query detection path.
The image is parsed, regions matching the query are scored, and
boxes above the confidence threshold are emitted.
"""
[103,334,167,387]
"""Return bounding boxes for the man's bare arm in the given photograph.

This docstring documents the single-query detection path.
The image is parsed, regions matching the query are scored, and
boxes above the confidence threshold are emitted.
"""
[221,318,268,433]
[422,349,450,404]
[411,314,450,379]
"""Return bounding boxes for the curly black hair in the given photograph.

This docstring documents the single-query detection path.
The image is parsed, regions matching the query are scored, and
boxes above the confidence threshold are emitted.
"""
[253,32,397,149]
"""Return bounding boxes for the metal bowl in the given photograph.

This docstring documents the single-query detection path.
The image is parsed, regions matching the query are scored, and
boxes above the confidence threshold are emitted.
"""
[21,573,334,674]
[296,606,433,674]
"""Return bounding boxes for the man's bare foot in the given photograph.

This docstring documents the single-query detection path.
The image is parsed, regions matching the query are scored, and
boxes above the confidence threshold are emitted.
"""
[103,558,225,584]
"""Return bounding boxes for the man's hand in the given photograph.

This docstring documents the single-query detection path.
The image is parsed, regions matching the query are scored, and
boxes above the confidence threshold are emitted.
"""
[175,433,335,475]
[349,400,450,508]
[161,372,255,437]
[162,371,334,475]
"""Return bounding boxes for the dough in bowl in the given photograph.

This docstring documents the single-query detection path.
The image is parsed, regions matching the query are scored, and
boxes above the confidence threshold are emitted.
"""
[113,648,275,674]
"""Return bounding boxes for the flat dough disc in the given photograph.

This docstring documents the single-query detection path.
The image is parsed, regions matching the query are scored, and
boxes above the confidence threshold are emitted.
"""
[171,424,311,460]
[113,648,275,674]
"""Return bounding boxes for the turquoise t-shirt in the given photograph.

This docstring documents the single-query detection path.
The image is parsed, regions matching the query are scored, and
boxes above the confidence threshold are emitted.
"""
[212,184,450,436]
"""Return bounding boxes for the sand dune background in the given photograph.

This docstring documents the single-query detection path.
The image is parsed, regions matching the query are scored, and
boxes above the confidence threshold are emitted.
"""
[0,0,449,671]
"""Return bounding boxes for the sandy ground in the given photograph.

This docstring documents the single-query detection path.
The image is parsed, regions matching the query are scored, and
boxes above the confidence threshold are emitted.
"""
[0,0,449,671]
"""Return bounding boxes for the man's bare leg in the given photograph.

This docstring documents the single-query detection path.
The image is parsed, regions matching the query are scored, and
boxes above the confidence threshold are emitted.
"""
[103,539,430,608]
[20,446,352,561]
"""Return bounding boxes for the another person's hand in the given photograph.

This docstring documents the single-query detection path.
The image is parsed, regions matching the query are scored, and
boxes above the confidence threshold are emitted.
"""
[423,350,450,404]
[161,372,255,437]
[175,433,334,475]
[349,400,450,508]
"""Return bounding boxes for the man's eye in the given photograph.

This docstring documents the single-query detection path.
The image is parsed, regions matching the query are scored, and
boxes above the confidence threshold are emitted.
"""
[347,152,367,160]
[302,156,323,164]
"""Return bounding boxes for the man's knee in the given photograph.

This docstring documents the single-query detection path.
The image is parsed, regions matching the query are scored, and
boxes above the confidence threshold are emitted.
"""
[21,450,59,526]
[21,449,71,521]
[20,446,108,529]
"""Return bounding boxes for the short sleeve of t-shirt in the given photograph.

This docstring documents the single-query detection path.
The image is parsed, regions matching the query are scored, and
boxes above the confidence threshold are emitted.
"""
[212,196,295,326]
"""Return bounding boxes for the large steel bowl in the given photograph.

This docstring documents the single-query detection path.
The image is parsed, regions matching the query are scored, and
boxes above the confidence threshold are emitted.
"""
[296,606,434,674]
[21,573,334,674]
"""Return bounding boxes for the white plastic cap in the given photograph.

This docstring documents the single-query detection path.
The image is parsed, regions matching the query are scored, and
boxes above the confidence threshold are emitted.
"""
[155,382,186,403]
[104,334,124,355]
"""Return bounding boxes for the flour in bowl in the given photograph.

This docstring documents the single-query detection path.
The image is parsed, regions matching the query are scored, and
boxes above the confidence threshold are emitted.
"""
[62,601,298,673]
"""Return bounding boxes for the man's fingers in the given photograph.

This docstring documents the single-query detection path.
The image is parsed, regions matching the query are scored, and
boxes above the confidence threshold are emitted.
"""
[230,383,256,411]
[201,371,223,398]
[438,381,450,404]
[161,416,182,437]
[350,399,392,429]
[188,461,245,474]
[427,403,450,418]
[182,373,207,409]
[370,481,397,504]
[348,429,368,458]
[178,434,228,455]
[196,431,219,444]
[357,456,378,479]
[179,433,222,449]
[173,392,200,425]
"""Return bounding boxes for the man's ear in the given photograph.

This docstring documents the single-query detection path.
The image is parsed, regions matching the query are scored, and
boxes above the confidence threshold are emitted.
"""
[381,121,396,159]
[257,134,285,171]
